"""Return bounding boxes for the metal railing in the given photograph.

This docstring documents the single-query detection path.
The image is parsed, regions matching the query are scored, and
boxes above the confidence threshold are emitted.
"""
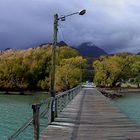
[8,85,81,140]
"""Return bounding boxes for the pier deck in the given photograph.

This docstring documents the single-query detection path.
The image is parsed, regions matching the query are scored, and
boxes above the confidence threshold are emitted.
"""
[41,88,140,140]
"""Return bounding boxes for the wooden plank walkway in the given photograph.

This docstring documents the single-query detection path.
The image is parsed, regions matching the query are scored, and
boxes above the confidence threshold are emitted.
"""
[41,88,140,140]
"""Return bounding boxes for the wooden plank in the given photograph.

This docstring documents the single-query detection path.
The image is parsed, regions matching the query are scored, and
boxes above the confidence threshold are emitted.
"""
[41,88,140,140]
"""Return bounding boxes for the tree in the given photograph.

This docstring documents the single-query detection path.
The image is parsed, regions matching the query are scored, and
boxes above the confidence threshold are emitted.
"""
[93,53,139,87]
[55,56,87,91]
[0,45,86,92]
[130,55,140,87]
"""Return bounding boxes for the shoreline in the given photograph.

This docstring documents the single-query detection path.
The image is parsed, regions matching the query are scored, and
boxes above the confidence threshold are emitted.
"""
[98,88,140,99]
[0,91,49,95]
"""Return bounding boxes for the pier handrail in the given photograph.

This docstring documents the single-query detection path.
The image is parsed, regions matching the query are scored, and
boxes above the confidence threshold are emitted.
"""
[8,117,33,140]
[8,97,53,140]
[8,85,81,140]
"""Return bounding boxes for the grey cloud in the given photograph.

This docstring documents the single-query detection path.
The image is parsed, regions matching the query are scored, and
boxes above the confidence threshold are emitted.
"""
[0,0,140,53]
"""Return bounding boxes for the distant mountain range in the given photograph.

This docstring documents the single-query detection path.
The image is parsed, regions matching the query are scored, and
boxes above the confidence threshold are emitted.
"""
[40,41,107,58]
[4,41,140,58]
[50,41,108,58]
[39,41,68,47]
[77,42,107,58]
[2,41,108,58]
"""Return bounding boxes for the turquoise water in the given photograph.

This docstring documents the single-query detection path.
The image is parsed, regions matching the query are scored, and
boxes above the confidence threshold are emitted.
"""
[0,93,49,140]
[112,93,140,126]
[1,92,140,139]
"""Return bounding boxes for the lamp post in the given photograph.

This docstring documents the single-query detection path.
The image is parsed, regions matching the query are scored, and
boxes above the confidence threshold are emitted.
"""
[50,9,86,121]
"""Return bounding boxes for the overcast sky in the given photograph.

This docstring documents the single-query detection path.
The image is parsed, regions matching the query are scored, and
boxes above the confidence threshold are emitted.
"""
[0,0,140,53]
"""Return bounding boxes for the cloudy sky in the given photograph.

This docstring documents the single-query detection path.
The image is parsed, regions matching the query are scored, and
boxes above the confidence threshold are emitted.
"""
[0,0,140,53]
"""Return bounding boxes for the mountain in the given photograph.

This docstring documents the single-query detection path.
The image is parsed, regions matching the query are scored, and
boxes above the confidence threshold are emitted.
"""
[57,41,68,46]
[137,52,140,55]
[2,41,107,59]
[77,42,107,58]
[39,41,68,47]
[52,41,108,58]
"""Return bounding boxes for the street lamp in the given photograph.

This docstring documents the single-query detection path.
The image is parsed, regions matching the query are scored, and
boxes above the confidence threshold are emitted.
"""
[59,9,86,21]
[50,9,86,121]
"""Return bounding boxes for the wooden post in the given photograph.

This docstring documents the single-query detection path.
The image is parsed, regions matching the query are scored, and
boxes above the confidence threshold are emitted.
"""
[55,98,58,118]
[50,14,58,122]
[32,104,40,140]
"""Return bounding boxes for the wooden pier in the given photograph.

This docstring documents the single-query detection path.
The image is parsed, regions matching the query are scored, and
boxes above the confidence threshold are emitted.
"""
[41,88,140,140]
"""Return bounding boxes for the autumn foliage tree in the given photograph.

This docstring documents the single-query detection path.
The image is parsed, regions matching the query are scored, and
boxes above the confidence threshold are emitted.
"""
[0,45,86,92]
[55,56,87,91]
[93,53,140,88]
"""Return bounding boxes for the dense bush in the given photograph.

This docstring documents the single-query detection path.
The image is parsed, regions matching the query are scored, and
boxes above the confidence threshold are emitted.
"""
[0,45,87,91]
[93,53,140,87]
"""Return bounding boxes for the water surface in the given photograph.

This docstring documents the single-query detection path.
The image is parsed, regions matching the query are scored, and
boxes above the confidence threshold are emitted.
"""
[0,93,49,139]
[112,93,140,126]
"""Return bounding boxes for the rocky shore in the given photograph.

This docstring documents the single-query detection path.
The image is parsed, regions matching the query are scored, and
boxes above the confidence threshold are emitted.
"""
[100,90,122,99]
[99,88,140,99]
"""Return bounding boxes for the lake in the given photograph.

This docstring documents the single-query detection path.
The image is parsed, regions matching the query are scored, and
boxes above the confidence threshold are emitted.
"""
[112,92,140,126]
[0,93,49,140]
[1,92,140,139]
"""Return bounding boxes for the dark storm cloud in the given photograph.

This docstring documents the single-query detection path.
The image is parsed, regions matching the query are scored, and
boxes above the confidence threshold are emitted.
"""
[0,0,140,53]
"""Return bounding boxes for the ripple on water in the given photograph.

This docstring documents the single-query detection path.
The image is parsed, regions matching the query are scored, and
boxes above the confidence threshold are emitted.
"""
[112,93,140,126]
[0,93,48,139]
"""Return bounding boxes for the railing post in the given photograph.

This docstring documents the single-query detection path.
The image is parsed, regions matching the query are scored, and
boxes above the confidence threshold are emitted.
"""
[55,97,58,118]
[32,104,40,140]
[51,97,56,122]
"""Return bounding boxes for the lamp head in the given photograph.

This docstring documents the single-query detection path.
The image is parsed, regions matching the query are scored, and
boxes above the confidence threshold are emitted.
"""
[79,9,86,15]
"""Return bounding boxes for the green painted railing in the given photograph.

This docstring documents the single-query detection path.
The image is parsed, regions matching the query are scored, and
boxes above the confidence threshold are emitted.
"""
[8,85,81,140]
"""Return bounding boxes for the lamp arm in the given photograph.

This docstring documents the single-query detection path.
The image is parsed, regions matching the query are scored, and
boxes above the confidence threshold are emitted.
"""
[58,12,79,20]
